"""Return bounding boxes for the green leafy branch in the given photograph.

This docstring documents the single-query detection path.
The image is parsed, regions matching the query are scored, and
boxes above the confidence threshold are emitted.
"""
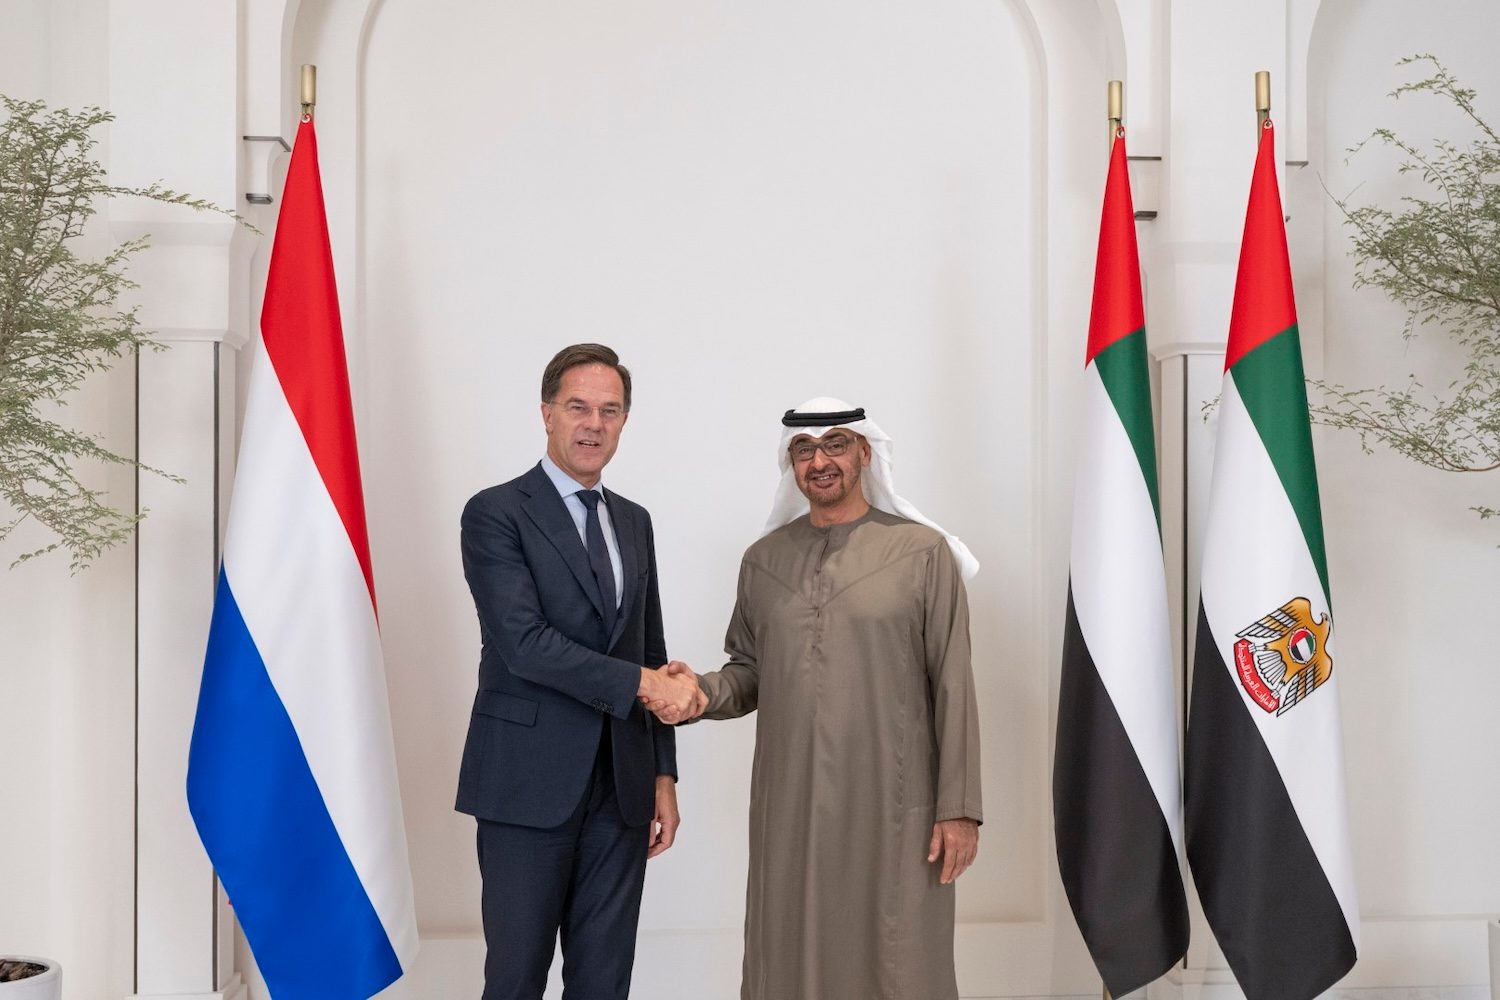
[1313,55,1500,525]
[0,95,244,570]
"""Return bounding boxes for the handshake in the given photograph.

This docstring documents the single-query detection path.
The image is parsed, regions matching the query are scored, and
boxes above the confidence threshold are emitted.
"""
[637,661,708,725]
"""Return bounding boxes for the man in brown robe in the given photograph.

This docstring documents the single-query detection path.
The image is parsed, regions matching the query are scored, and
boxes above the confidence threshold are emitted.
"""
[663,399,984,1000]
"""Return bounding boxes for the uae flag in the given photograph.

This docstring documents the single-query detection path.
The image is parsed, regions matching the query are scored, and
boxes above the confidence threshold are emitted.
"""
[1184,119,1359,999]
[1054,130,1189,996]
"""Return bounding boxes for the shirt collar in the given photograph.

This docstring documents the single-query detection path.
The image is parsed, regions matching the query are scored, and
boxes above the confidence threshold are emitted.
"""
[540,453,605,503]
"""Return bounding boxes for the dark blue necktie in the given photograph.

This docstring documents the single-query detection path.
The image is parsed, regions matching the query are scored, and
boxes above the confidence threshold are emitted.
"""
[576,490,617,634]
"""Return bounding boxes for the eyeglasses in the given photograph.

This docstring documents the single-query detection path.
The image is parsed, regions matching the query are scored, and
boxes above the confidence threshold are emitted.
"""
[788,435,856,462]
[551,400,626,422]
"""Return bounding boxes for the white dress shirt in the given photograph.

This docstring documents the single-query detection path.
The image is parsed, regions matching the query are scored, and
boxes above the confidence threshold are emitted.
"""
[539,454,624,609]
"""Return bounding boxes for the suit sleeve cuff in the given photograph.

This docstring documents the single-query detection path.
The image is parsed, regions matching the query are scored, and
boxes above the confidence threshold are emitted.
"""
[593,660,644,721]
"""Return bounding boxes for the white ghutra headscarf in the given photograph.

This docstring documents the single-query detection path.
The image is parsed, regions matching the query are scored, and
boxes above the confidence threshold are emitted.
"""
[762,396,979,581]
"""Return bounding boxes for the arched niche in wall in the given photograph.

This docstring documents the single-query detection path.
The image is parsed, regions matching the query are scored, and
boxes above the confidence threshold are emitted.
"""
[282,0,1128,993]
[353,0,1053,928]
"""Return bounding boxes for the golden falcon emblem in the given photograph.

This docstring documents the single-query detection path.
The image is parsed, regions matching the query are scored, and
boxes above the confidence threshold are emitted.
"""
[1232,597,1333,715]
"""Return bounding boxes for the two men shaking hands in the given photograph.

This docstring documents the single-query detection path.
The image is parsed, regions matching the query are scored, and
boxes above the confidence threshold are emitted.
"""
[456,343,983,1000]
[637,660,705,724]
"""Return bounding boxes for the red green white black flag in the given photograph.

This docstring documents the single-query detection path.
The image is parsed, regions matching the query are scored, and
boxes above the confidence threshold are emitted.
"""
[1054,131,1189,996]
[1184,120,1359,1000]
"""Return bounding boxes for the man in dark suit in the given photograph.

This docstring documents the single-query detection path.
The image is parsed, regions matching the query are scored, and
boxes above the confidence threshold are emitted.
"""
[457,343,703,1000]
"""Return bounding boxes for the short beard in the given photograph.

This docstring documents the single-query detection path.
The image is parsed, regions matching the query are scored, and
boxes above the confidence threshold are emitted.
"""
[801,463,862,507]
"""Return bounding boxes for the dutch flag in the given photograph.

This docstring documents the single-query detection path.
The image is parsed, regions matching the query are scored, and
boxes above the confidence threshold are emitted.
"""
[187,117,418,998]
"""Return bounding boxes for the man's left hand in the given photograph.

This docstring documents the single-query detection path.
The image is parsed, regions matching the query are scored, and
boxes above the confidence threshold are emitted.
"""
[648,775,680,859]
[927,818,979,884]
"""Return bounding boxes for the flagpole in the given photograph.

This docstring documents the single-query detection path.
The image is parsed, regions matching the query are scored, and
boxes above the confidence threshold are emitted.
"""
[1101,78,1122,1000]
[1108,79,1122,149]
[301,63,317,122]
[1255,69,1270,131]
[1102,85,1116,1000]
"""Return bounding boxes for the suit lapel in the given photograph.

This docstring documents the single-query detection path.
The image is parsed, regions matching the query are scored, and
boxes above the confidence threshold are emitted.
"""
[519,465,606,621]
[604,488,638,651]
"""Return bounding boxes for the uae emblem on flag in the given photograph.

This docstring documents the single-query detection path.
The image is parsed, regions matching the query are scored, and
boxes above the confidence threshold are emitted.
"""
[1053,126,1189,996]
[1184,118,1359,1000]
[1232,597,1332,715]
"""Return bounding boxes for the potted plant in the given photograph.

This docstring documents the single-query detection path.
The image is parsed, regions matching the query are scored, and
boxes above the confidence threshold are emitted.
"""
[1,94,243,1000]
[0,957,59,999]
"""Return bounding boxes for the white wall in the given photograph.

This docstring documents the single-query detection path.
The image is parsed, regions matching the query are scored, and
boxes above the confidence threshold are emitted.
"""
[0,2,137,998]
[347,0,1094,992]
[1303,0,1500,983]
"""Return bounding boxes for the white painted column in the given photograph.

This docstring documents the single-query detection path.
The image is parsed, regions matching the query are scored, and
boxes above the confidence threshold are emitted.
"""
[108,2,254,997]
[133,341,242,1000]
[1142,1,1289,996]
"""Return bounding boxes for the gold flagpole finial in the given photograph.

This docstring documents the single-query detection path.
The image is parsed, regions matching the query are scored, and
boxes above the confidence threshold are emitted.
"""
[301,64,317,122]
[1255,70,1271,130]
[1108,80,1123,146]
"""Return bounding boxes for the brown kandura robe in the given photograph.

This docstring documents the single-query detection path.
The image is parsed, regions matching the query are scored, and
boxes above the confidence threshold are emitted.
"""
[696,507,984,1000]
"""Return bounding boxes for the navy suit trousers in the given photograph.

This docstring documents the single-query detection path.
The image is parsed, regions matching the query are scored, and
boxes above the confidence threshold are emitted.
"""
[476,725,649,1000]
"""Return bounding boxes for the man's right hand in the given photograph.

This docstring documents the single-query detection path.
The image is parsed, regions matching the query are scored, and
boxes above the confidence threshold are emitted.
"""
[638,662,706,724]
[666,661,710,720]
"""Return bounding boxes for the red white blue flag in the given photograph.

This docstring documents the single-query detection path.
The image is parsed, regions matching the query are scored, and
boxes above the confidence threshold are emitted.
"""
[187,118,418,999]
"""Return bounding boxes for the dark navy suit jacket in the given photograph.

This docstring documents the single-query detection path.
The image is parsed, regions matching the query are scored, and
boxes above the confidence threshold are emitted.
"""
[455,462,676,830]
